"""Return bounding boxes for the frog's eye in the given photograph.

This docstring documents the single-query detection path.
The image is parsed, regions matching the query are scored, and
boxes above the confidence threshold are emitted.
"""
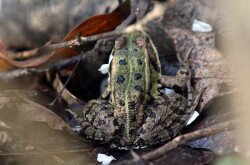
[115,36,127,50]
[136,36,146,47]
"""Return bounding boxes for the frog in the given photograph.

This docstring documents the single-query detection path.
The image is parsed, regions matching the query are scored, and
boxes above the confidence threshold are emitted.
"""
[71,31,195,149]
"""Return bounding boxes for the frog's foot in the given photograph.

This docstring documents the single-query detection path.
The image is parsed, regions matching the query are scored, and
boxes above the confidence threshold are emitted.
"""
[134,94,191,146]
[79,99,119,142]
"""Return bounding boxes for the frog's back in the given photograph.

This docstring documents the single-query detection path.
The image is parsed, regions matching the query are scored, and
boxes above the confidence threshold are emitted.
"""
[110,32,151,145]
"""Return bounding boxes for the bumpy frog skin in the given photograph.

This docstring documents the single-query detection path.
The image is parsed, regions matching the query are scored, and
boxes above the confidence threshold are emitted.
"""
[74,31,193,149]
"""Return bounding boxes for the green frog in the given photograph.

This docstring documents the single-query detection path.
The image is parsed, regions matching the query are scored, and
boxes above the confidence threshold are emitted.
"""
[72,31,194,149]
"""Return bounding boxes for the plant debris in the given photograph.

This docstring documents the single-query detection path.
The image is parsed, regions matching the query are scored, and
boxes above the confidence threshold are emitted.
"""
[0,0,243,164]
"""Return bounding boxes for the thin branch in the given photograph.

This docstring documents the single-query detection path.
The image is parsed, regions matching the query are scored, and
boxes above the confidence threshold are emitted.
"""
[51,2,167,50]
[140,120,235,161]
[0,1,168,81]
[11,1,167,60]
[49,51,83,106]
[124,1,167,33]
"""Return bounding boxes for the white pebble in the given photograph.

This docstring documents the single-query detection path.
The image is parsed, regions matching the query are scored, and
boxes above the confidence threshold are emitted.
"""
[98,52,114,74]
[164,88,175,95]
[97,153,116,165]
[71,126,81,133]
[186,111,199,125]
[98,64,110,74]
[192,19,212,32]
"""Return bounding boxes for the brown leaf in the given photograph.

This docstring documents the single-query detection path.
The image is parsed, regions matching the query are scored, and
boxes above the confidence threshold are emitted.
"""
[0,92,96,164]
[0,96,72,132]
[184,96,237,155]
[167,28,237,110]
[0,1,130,72]
[152,146,214,165]
[51,0,130,61]
[0,39,13,71]
[50,73,82,105]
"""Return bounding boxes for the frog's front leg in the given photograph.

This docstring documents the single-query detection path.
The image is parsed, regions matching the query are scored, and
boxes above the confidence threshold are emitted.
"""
[77,99,119,142]
[161,63,190,88]
[135,94,191,146]
[161,49,192,88]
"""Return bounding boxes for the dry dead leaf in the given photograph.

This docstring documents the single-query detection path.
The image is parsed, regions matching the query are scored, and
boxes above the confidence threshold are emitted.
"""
[0,0,130,72]
[167,28,237,111]
[0,39,13,71]
[0,96,73,133]
[49,73,82,105]
[51,0,130,62]
[185,96,237,155]
[0,93,96,164]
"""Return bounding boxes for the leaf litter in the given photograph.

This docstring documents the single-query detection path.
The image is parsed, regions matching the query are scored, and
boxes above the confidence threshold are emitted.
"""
[0,0,242,164]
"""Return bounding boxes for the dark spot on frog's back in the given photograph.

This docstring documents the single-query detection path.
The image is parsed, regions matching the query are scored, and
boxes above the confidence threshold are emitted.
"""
[119,100,125,106]
[133,85,143,92]
[137,59,142,65]
[130,115,137,123]
[128,101,136,109]
[117,75,125,84]
[119,59,127,65]
[134,73,142,80]
[133,48,138,52]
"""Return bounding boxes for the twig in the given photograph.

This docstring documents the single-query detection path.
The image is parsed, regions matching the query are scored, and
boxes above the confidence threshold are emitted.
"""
[124,1,167,33]
[11,1,167,61]
[48,52,83,106]
[122,120,235,164]
[15,31,123,59]
[0,1,167,81]
[140,120,235,161]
